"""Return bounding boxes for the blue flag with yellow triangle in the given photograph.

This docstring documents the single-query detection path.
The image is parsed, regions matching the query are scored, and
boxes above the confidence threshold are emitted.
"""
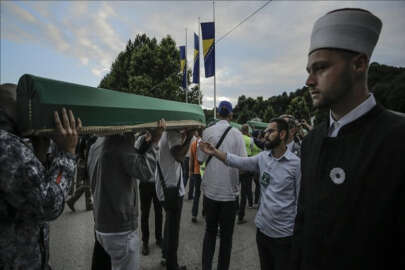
[201,22,215,78]
[179,45,187,89]
[193,33,200,84]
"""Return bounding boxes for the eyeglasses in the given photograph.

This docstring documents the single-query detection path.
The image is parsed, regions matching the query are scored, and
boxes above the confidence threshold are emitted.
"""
[264,128,276,134]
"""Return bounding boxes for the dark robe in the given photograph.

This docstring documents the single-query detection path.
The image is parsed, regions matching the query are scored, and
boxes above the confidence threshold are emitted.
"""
[291,104,405,270]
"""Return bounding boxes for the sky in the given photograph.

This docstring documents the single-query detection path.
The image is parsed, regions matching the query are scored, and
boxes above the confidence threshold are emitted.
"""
[1,1,405,109]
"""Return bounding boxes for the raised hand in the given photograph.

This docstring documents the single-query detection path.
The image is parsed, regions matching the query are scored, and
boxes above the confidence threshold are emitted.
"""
[199,141,217,156]
[53,108,82,155]
[151,118,166,143]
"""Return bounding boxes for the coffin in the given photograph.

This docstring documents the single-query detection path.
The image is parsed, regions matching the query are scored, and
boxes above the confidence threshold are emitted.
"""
[16,74,206,136]
[247,120,268,130]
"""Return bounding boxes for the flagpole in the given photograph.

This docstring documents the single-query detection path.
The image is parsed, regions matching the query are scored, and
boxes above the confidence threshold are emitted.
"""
[213,0,216,119]
[198,17,201,106]
[185,28,188,103]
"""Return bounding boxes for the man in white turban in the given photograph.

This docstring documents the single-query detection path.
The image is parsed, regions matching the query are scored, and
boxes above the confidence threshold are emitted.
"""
[290,8,405,270]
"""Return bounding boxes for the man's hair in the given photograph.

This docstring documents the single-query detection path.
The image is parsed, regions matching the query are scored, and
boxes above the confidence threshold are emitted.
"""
[241,124,249,134]
[270,118,289,142]
[280,114,297,129]
[331,48,360,61]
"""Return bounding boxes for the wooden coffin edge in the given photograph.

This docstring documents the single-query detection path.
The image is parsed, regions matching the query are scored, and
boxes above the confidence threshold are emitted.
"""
[22,120,206,137]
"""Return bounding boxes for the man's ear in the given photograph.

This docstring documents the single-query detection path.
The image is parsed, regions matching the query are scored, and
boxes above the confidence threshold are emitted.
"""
[352,54,369,74]
[280,129,287,141]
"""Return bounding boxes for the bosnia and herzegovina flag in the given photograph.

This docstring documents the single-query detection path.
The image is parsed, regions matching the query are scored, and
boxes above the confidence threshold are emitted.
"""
[192,33,200,84]
[179,45,187,89]
[201,22,215,77]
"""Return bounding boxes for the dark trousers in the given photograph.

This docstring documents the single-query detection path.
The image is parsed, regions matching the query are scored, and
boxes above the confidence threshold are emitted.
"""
[256,229,292,270]
[202,196,237,270]
[139,182,163,245]
[182,157,190,187]
[162,197,183,270]
[91,235,111,270]
[68,159,92,207]
[253,173,260,204]
[190,174,202,217]
[239,172,253,220]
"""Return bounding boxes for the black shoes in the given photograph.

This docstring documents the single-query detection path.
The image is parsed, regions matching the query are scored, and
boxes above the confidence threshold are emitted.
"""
[237,219,247,225]
[86,203,93,211]
[142,243,149,256]
[156,239,162,248]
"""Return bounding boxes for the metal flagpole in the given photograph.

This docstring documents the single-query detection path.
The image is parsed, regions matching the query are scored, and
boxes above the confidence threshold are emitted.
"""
[185,28,188,103]
[198,17,201,106]
[213,0,216,119]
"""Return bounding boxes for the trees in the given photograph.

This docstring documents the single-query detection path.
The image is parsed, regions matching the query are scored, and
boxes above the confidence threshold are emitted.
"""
[99,34,202,104]
[231,62,404,127]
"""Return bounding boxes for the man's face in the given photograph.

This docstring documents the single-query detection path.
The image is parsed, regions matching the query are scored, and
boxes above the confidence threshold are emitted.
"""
[305,49,353,109]
[263,122,282,150]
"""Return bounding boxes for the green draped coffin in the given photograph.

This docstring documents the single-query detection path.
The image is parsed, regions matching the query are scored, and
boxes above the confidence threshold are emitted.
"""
[247,120,268,130]
[16,74,206,136]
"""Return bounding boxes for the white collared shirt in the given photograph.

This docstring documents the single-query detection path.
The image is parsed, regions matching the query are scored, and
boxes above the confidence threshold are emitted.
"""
[329,93,376,137]
[226,149,301,238]
[155,131,185,201]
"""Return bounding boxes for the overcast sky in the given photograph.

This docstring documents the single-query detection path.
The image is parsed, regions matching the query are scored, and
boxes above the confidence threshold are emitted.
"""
[1,1,404,109]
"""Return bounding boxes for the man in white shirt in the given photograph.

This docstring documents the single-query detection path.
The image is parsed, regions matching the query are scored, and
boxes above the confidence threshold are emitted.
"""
[156,129,194,270]
[197,101,247,270]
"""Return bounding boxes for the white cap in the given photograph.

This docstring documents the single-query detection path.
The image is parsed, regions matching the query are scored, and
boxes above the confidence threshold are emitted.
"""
[309,8,382,59]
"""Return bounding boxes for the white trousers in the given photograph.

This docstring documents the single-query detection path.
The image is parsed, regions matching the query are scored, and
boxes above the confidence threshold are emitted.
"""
[96,230,139,270]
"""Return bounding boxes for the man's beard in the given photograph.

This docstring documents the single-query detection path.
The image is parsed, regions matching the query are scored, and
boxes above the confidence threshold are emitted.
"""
[264,135,281,150]
[312,64,353,109]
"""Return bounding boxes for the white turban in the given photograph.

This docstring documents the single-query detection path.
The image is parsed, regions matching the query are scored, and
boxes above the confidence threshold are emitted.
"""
[309,8,382,59]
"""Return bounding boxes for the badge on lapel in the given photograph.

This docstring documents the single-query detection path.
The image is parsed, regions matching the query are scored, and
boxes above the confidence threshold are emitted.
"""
[329,167,346,185]
[261,172,271,188]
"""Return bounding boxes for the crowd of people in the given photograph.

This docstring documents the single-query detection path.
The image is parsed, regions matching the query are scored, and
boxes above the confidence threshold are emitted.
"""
[1,7,404,270]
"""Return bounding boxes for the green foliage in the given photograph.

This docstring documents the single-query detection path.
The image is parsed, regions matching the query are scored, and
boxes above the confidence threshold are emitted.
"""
[231,62,404,127]
[99,33,202,104]
[369,62,405,113]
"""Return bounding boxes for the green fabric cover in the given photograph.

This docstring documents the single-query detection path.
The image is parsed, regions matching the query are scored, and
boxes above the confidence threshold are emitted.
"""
[16,74,205,135]
[247,120,268,130]
[207,119,255,134]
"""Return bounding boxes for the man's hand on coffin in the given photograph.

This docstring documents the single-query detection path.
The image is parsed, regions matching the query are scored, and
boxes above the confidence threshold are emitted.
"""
[52,108,82,155]
[150,118,166,144]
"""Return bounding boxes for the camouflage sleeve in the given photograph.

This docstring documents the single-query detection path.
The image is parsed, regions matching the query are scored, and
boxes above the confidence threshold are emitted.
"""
[0,132,76,222]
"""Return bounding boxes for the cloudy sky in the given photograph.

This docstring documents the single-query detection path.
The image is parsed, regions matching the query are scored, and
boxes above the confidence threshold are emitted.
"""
[1,1,404,109]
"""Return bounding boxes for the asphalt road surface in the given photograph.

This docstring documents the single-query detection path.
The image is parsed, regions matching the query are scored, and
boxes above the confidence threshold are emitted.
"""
[49,188,260,270]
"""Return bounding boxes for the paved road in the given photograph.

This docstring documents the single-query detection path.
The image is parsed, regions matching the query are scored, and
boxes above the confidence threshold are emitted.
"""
[49,191,260,270]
